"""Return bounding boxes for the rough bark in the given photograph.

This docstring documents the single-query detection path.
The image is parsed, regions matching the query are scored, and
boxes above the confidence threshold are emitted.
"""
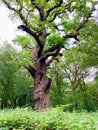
[33,58,51,111]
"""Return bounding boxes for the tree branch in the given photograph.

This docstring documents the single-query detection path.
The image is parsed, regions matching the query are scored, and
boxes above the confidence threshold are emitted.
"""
[17,25,43,46]
[18,25,44,57]
[45,48,60,57]
[24,65,35,78]
[2,0,17,12]
[47,0,74,22]
[2,0,27,25]
[46,0,63,18]
[36,7,45,21]
[46,49,64,66]
[26,9,34,25]
[31,0,45,21]
[46,56,56,66]
[45,44,62,53]
[63,4,96,41]
[46,56,60,66]
[63,32,80,41]
[40,47,61,62]
[76,4,96,32]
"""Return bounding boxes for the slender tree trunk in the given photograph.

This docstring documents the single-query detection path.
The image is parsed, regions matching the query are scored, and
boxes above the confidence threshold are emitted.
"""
[33,59,51,111]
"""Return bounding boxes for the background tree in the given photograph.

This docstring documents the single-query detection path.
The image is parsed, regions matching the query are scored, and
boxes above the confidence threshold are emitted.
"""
[1,0,97,111]
[0,44,33,109]
[49,21,98,111]
[48,63,69,107]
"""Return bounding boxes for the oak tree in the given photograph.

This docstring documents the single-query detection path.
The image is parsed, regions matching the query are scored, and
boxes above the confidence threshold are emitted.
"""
[1,0,97,111]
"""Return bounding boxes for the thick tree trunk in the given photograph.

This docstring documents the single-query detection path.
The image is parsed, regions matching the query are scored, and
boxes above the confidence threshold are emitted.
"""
[33,59,51,111]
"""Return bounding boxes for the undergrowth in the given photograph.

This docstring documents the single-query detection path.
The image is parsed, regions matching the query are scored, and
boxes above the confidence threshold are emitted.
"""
[0,108,98,130]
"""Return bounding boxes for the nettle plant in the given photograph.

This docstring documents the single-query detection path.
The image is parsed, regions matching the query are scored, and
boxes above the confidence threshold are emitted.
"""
[1,0,97,111]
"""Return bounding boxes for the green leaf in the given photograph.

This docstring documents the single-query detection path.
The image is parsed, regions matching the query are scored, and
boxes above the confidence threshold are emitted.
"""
[13,35,30,47]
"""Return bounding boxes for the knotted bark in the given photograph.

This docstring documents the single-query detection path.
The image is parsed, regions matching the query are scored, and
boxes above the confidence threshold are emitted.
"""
[33,59,51,111]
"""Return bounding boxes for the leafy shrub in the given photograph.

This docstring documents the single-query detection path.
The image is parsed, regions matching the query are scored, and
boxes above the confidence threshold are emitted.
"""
[0,108,98,130]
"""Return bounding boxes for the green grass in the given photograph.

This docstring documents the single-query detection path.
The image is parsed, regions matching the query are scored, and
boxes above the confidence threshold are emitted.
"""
[0,108,98,130]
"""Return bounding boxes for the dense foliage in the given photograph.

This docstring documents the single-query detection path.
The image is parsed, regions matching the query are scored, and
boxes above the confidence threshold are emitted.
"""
[0,44,34,109]
[0,108,98,130]
[49,64,98,111]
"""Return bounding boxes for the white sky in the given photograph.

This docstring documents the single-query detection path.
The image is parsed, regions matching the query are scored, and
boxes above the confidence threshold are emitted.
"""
[0,5,22,45]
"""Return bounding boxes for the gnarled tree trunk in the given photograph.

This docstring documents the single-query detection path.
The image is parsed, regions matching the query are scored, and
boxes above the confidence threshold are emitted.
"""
[26,57,51,111]
[34,59,51,111]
